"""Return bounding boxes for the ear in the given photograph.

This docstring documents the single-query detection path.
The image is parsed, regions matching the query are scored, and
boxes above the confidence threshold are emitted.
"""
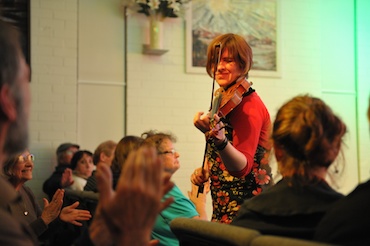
[100,152,107,162]
[0,84,17,121]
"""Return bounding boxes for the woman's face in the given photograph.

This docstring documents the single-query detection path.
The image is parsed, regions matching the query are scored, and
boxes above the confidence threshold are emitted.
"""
[74,153,94,178]
[12,150,34,184]
[215,48,242,88]
[158,138,180,175]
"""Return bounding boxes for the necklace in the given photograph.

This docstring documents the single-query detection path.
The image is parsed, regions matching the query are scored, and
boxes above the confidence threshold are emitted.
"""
[17,188,29,216]
[20,198,28,216]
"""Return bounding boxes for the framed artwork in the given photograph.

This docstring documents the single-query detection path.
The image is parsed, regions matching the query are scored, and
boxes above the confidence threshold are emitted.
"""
[0,0,30,65]
[186,0,280,77]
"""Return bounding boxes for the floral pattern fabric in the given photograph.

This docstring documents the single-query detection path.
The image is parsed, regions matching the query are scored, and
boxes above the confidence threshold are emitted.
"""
[207,123,273,224]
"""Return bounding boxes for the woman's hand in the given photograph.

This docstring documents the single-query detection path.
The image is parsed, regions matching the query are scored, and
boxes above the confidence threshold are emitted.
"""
[61,168,74,188]
[193,111,211,133]
[190,167,209,187]
[188,181,210,220]
[207,114,226,145]
[41,189,64,225]
[59,201,92,226]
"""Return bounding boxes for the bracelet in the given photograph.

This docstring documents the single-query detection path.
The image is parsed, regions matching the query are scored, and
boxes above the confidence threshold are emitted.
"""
[215,137,228,151]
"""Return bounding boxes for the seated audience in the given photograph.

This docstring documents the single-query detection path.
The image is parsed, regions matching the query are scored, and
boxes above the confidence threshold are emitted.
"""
[43,142,80,199]
[3,150,92,242]
[313,99,370,245]
[69,150,95,191]
[231,95,346,240]
[142,130,208,246]
[0,20,172,246]
[84,140,117,192]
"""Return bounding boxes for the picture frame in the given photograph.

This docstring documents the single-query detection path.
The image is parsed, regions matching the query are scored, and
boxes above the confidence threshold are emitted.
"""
[186,0,280,78]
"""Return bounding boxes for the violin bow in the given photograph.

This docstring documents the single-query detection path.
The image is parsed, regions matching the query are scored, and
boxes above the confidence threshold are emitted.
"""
[197,42,222,197]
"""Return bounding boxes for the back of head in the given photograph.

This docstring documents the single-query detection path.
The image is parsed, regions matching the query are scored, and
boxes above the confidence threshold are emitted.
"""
[206,33,253,78]
[93,140,117,164]
[0,21,22,122]
[272,95,346,179]
[111,136,143,173]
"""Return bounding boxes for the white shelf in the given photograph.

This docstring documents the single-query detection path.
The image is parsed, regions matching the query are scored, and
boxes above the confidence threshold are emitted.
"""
[142,44,168,55]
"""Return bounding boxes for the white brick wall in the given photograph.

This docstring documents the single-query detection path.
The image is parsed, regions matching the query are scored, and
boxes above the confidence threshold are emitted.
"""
[28,0,78,204]
[26,0,370,218]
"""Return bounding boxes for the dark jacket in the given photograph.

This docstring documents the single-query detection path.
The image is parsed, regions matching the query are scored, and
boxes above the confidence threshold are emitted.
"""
[43,165,69,200]
[314,179,370,245]
[231,177,344,240]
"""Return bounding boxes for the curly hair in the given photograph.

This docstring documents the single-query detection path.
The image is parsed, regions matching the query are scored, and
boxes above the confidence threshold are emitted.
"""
[141,130,177,153]
[272,95,346,180]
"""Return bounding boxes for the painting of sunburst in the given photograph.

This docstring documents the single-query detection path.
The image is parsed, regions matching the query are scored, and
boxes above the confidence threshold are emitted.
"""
[186,0,279,77]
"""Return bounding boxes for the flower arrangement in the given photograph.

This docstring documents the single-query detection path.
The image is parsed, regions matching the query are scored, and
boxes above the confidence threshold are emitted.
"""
[122,0,190,20]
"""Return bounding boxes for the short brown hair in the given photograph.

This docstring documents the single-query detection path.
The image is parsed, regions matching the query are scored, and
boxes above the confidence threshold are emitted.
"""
[206,33,253,79]
[93,140,117,164]
[111,136,143,174]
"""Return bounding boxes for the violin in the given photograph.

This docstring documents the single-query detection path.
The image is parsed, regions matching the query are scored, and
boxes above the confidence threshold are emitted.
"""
[215,77,252,119]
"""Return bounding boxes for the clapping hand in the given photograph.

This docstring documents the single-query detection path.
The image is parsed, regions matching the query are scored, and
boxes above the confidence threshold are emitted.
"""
[89,146,174,246]
[59,201,92,226]
[41,189,64,225]
[61,168,74,188]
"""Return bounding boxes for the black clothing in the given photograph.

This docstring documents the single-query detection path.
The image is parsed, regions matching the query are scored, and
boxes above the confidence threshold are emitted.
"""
[314,179,370,246]
[43,165,69,200]
[231,178,344,240]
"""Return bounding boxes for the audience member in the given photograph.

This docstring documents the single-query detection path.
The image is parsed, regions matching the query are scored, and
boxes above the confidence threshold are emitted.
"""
[231,95,346,240]
[191,33,273,224]
[3,150,92,242]
[110,135,143,189]
[43,142,79,199]
[313,98,370,245]
[84,140,117,192]
[89,145,175,246]
[0,19,174,246]
[142,130,207,246]
[68,150,95,191]
[0,19,37,245]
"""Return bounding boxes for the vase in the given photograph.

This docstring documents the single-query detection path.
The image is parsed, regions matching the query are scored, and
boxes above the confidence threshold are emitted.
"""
[149,17,163,50]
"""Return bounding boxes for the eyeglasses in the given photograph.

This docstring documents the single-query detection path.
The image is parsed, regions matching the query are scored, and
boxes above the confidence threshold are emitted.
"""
[158,149,177,155]
[65,150,77,156]
[18,154,35,162]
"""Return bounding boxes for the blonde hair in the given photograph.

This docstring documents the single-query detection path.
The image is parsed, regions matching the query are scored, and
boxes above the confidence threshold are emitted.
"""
[141,130,176,153]
[93,140,117,164]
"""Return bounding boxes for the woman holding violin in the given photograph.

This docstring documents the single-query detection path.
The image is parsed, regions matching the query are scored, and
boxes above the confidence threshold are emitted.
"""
[191,33,273,224]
